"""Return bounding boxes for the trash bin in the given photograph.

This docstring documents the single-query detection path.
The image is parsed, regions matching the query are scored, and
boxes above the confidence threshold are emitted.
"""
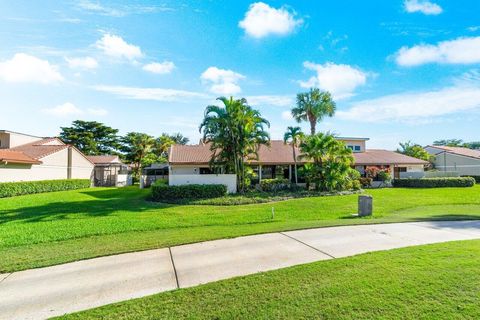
[358,195,373,217]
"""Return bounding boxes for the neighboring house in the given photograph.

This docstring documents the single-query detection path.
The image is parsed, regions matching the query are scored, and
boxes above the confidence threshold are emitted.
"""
[425,145,480,176]
[168,138,428,192]
[86,155,132,187]
[0,130,94,183]
[141,163,169,187]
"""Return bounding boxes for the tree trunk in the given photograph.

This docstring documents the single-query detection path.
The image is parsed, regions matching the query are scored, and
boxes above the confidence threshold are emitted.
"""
[292,145,298,184]
[309,118,316,135]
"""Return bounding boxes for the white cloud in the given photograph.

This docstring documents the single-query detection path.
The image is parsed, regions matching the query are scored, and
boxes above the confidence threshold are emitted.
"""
[247,95,294,107]
[0,53,63,84]
[87,108,108,116]
[42,102,108,117]
[299,61,368,100]
[200,67,245,95]
[239,2,302,39]
[43,103,82,117]
[142,61,175,74]
[404,0,443,15]
[337,83,480,123]
[77,0,173,17]
[395,36,480,66]
[65,56,98,69]
[95,34,142,61]
[94,85,209,101]
[281,110,293,120]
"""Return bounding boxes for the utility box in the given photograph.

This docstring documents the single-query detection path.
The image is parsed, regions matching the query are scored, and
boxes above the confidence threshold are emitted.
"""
[358,195,373,217]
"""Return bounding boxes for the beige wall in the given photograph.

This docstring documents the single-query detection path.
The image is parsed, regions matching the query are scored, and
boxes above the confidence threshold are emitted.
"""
[0,148,93,183]
[70,148,94,179]
[0,132,42,148]
[338,139,366,153]
[432,152,480,176]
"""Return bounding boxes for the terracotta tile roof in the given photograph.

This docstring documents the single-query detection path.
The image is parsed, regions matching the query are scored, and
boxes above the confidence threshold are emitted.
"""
[353,149,429,165]
[86,155,122,164]
[11,138,68,160]
[426,145,480,160]
[169,141,428,166]
[169,144,216,164]
[0,150,42,164]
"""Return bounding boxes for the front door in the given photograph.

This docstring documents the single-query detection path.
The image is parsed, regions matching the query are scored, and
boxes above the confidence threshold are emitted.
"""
[394,167,407,179]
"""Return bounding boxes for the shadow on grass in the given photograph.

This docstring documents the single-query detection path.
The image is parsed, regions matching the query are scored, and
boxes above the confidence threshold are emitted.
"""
[0,188,178,225]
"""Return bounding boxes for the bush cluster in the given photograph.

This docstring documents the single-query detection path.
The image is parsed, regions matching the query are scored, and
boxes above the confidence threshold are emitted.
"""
[151,183,227,201]
[359,177,373,188]
[393,177,475,188]
[462,176,480,184]
[260,178,293,192]
[0,179,91,198]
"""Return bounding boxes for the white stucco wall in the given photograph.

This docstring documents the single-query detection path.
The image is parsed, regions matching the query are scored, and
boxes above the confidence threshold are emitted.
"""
[70,148,94,179]
[0,148,94,183]
[430,152,480,176]
[169,174,237,193]
[3,132,42,148]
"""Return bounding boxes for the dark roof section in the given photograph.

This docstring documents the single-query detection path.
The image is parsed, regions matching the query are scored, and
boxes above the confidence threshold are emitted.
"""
[86,155,122,164]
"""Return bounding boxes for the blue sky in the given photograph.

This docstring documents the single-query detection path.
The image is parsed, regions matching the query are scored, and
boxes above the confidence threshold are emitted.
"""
[1,0,480,149]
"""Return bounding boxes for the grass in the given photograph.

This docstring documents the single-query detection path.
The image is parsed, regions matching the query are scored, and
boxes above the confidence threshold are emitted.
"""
[1,186,480,272]
[58,240,480,319]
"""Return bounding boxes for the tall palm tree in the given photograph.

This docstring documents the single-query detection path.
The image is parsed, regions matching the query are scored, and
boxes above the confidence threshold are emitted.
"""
[291,88,336,135]
[283,126,303,184]
[199,97,270,192]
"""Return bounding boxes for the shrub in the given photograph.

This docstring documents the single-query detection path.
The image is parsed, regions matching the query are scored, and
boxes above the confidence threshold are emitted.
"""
[151,183,227,201]
[0,179,91,198]
[359,177,373,188]
[462,176,480,184]
[260,178,292,192]
[393,177,475,188]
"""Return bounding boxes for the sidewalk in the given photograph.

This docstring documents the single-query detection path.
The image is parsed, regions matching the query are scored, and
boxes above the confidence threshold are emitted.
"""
[1,220,480,320]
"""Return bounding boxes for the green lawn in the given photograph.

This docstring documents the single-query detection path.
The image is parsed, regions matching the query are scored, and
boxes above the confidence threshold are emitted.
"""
[58,240,480,319]
[1,186,480,272]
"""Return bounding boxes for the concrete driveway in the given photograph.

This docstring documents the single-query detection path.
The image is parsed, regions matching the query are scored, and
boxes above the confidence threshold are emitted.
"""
[1,220,480,319]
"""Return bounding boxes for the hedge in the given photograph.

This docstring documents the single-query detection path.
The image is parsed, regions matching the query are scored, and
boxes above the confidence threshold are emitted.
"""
[151,183,227,201]
[462,176,480,184]
[393,177,475,188]
[260,178,292,192]
[0,179,91,198]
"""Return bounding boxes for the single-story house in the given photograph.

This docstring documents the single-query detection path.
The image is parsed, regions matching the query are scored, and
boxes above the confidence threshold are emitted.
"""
[424,145,480,176]
[168,137,428,192]
[141,163,169,187]
[86,155,132,187]
[0,130,94,183]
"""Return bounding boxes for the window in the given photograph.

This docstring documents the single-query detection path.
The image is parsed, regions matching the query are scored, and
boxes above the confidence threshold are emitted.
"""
[200,167,213,174]
[354,145,361,152]
[347,145,354,150]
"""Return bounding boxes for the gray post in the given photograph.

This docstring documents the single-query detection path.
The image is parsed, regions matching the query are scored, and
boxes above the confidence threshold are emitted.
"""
[358,195,373,217]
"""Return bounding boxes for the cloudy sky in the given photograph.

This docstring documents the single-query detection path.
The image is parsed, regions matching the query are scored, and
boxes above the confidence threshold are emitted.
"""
[1,0,479,149]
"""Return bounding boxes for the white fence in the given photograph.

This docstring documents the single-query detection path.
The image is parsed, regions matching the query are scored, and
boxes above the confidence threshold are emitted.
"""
[399,171,461,179]
[169,174,237,193]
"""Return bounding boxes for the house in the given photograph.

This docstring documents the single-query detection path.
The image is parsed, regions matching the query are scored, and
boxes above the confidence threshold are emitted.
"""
[168,137,428,192]
[86,155,132,187]
[0,130,94,183]
[424,145,480,176]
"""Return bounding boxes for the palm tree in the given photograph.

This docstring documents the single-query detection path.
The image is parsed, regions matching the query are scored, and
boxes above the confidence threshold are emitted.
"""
[199,97,270,192]
[291,88,336,135]
[299,132,353,191]
[283,126,303,184]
